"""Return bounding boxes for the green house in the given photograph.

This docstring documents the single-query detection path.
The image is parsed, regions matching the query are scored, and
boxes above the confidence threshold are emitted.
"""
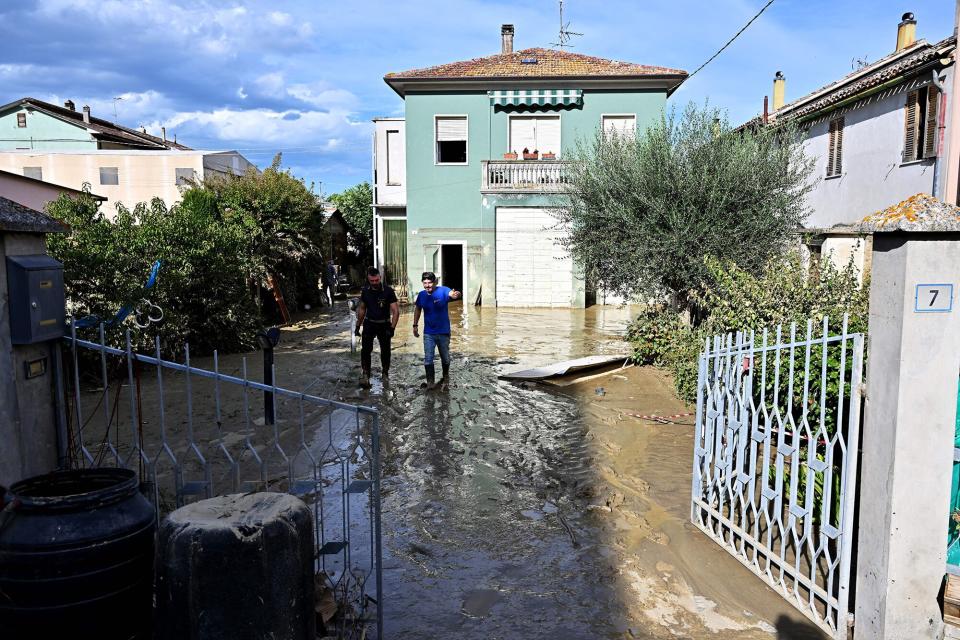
[378,24,685,307]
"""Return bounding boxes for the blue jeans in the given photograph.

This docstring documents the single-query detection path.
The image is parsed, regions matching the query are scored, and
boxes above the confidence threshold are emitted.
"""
[423,333,450,366]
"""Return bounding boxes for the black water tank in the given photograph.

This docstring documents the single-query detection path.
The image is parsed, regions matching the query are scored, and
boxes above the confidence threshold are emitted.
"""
[0,467,156,639]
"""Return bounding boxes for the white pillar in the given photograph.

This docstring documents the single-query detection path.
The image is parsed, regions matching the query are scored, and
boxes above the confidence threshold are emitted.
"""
[855,224,960,639]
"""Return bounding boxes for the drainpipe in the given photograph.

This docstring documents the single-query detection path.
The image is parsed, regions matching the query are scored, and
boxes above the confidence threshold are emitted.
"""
[931,69,948,199]
[944,0,960,204]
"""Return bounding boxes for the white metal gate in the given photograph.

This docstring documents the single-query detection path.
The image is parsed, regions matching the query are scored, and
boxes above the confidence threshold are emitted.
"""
[691,317,864,639]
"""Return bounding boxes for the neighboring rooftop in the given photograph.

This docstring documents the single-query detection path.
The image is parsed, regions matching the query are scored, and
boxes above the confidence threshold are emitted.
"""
[386,47,686,81]
[0,195,67,233]
[776,35,956,121]
[0,97,192,151]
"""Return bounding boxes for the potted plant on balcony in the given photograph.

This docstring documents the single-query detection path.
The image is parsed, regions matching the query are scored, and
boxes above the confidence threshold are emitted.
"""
[522,148,538,160]
[503,151,518,160]
[541,151,556,160]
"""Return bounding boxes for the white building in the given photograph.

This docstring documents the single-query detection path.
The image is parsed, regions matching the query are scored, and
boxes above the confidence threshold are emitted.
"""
[745,13,956,275]
[370,117,408,297]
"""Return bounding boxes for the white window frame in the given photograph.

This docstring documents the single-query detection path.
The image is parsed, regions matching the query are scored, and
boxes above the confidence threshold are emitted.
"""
[601,113,638,139]
[385,129,402,185]
[434,114,469,166]
[506,113,563,158]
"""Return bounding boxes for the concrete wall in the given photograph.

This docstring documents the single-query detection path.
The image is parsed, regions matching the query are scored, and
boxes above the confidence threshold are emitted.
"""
[373,119,406,206]
[0,172,88,212]
[0,233,60,486]
[0,150,251,218]
[403,88,666,305]
[0,106,97,151]
[801,73,950,228]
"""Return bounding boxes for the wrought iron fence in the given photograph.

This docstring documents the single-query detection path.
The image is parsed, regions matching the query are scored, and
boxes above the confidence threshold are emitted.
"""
[691,316,864,639]
[58,323,383,639]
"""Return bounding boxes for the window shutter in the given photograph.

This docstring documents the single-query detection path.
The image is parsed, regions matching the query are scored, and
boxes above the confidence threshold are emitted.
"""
[904,90,919,162]
[827,120,837,176]
[833,117,844,175]
[924,85,939,158]
[535,116,561,156]
[436,117,467,142]
[509,117,537,154]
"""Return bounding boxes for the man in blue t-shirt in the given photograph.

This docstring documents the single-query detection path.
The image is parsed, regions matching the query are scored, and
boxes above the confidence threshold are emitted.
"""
[412,271,461,389]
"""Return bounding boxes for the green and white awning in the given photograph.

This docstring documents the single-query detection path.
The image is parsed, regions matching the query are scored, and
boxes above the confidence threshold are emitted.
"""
[488,89,583,107]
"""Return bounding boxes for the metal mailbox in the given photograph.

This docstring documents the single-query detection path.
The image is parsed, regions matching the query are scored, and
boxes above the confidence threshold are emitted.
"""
[6,254,65,344]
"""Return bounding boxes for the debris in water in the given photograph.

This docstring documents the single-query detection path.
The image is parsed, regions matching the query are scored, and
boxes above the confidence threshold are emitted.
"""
[520,509,544,521]
[595,387,606,396]
[461,589,502,618]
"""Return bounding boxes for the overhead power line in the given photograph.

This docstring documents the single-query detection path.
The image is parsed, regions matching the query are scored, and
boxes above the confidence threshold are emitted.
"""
[679,0,777,87]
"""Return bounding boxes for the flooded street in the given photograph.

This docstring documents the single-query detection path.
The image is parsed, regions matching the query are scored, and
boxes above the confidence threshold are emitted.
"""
[278,303,819,639]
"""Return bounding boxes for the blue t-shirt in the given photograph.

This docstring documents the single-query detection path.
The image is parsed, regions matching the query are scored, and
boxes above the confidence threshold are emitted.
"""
[416,286,452,335]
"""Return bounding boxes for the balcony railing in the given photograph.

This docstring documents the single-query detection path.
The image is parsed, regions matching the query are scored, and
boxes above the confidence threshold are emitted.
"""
[481,160,571,192]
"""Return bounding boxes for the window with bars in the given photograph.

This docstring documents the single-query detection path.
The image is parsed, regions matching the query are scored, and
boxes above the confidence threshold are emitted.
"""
[435,116,468,164]
[826,117,844,177]
[903,85,939,162]
[17,112,26,128]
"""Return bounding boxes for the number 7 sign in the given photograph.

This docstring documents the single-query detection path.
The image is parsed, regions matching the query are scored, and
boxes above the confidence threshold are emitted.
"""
[914,283,954,313]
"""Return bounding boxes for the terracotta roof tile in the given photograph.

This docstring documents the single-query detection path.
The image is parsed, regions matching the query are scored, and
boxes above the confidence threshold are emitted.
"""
[386,47,686,80]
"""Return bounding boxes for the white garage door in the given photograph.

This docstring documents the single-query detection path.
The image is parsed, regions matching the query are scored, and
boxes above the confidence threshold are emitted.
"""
[496,207,573,307]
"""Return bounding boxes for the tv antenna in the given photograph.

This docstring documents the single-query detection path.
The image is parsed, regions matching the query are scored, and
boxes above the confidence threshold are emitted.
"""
[551,0,582,48]
[112,96,124,122]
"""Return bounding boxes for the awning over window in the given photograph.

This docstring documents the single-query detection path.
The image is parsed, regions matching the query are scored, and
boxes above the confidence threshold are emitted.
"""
[488,89,583,107]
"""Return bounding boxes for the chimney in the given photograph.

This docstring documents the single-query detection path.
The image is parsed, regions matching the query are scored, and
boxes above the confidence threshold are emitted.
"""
[501,24,515,54]
[896,12,917,51]
[161,126,167,142]
[82,105,91,123]
[763,95,769,124]
[772,71,786,110]
[64,100,75,111]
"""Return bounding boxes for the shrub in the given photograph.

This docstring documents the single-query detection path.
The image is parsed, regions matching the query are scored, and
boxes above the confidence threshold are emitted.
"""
[629,251,868,403]
[47,191,261,355]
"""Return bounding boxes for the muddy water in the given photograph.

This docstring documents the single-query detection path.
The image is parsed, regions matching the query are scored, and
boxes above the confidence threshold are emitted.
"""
[76,301,821,638]
[315,303,821,639]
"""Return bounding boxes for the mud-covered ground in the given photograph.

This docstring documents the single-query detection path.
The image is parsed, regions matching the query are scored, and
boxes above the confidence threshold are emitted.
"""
[273,302,822,639]
[73,300,824,639]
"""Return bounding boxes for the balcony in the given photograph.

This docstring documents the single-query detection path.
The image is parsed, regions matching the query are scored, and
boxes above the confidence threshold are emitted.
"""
[481,160,571,193]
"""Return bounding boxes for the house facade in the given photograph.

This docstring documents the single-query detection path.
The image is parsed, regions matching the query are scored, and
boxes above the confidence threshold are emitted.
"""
[371,117,408,298]
[380,25,686,307]
[747,14,956,274]
[0,98,254,217]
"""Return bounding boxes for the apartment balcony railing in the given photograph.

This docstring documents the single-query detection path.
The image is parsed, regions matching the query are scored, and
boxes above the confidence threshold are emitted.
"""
[480,160,571,193]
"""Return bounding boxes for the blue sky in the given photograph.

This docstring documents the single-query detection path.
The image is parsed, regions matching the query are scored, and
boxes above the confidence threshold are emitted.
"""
[0,1,954,196]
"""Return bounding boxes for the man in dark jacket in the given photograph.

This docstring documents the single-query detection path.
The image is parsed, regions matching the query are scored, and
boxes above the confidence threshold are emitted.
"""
[356,267,399,387]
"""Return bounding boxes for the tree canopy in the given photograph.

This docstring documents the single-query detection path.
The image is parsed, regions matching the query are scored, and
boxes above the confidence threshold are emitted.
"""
[329,181,373,264]
[557,103,815,305]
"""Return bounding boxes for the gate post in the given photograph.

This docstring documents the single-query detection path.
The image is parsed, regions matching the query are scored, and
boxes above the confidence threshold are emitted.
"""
[0,199,67,487]
[855,207,960,639]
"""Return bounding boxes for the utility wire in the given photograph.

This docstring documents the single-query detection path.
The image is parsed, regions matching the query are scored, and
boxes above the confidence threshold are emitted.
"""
[678,0,777,87]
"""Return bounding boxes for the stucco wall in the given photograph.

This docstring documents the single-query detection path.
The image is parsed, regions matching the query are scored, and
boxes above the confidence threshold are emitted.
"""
[0,107,97,151]
[801,73,949,228]
[0,172,85,212]
[403,88,666,306]
[0,151,238,218]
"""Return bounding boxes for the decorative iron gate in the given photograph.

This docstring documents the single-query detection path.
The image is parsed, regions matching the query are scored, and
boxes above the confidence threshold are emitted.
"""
[691,317,864,639]
[59,324,383,639]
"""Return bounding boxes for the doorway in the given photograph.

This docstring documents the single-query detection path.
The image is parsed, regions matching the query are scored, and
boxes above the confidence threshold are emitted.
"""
[440,243,464,293]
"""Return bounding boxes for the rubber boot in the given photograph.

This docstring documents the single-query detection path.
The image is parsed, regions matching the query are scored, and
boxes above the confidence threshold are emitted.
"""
[440,362,450,390]
[423,364,436,390]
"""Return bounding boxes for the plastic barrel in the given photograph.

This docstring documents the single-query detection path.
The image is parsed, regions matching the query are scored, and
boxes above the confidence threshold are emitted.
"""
[0,468,156,639]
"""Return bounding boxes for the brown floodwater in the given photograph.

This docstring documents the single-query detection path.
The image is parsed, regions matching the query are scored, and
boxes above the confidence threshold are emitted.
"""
[72,301,823,639]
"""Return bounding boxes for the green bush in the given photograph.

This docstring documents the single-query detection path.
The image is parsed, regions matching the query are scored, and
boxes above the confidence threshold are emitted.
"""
[628,251,869,403]
[47,191,261,355]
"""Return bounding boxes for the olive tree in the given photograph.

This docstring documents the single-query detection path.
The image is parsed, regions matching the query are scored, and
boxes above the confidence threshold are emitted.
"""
[557,103,815,309]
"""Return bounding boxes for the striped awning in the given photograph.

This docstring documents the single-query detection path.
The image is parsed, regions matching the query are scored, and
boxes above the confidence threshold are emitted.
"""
[488,89,583,107]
